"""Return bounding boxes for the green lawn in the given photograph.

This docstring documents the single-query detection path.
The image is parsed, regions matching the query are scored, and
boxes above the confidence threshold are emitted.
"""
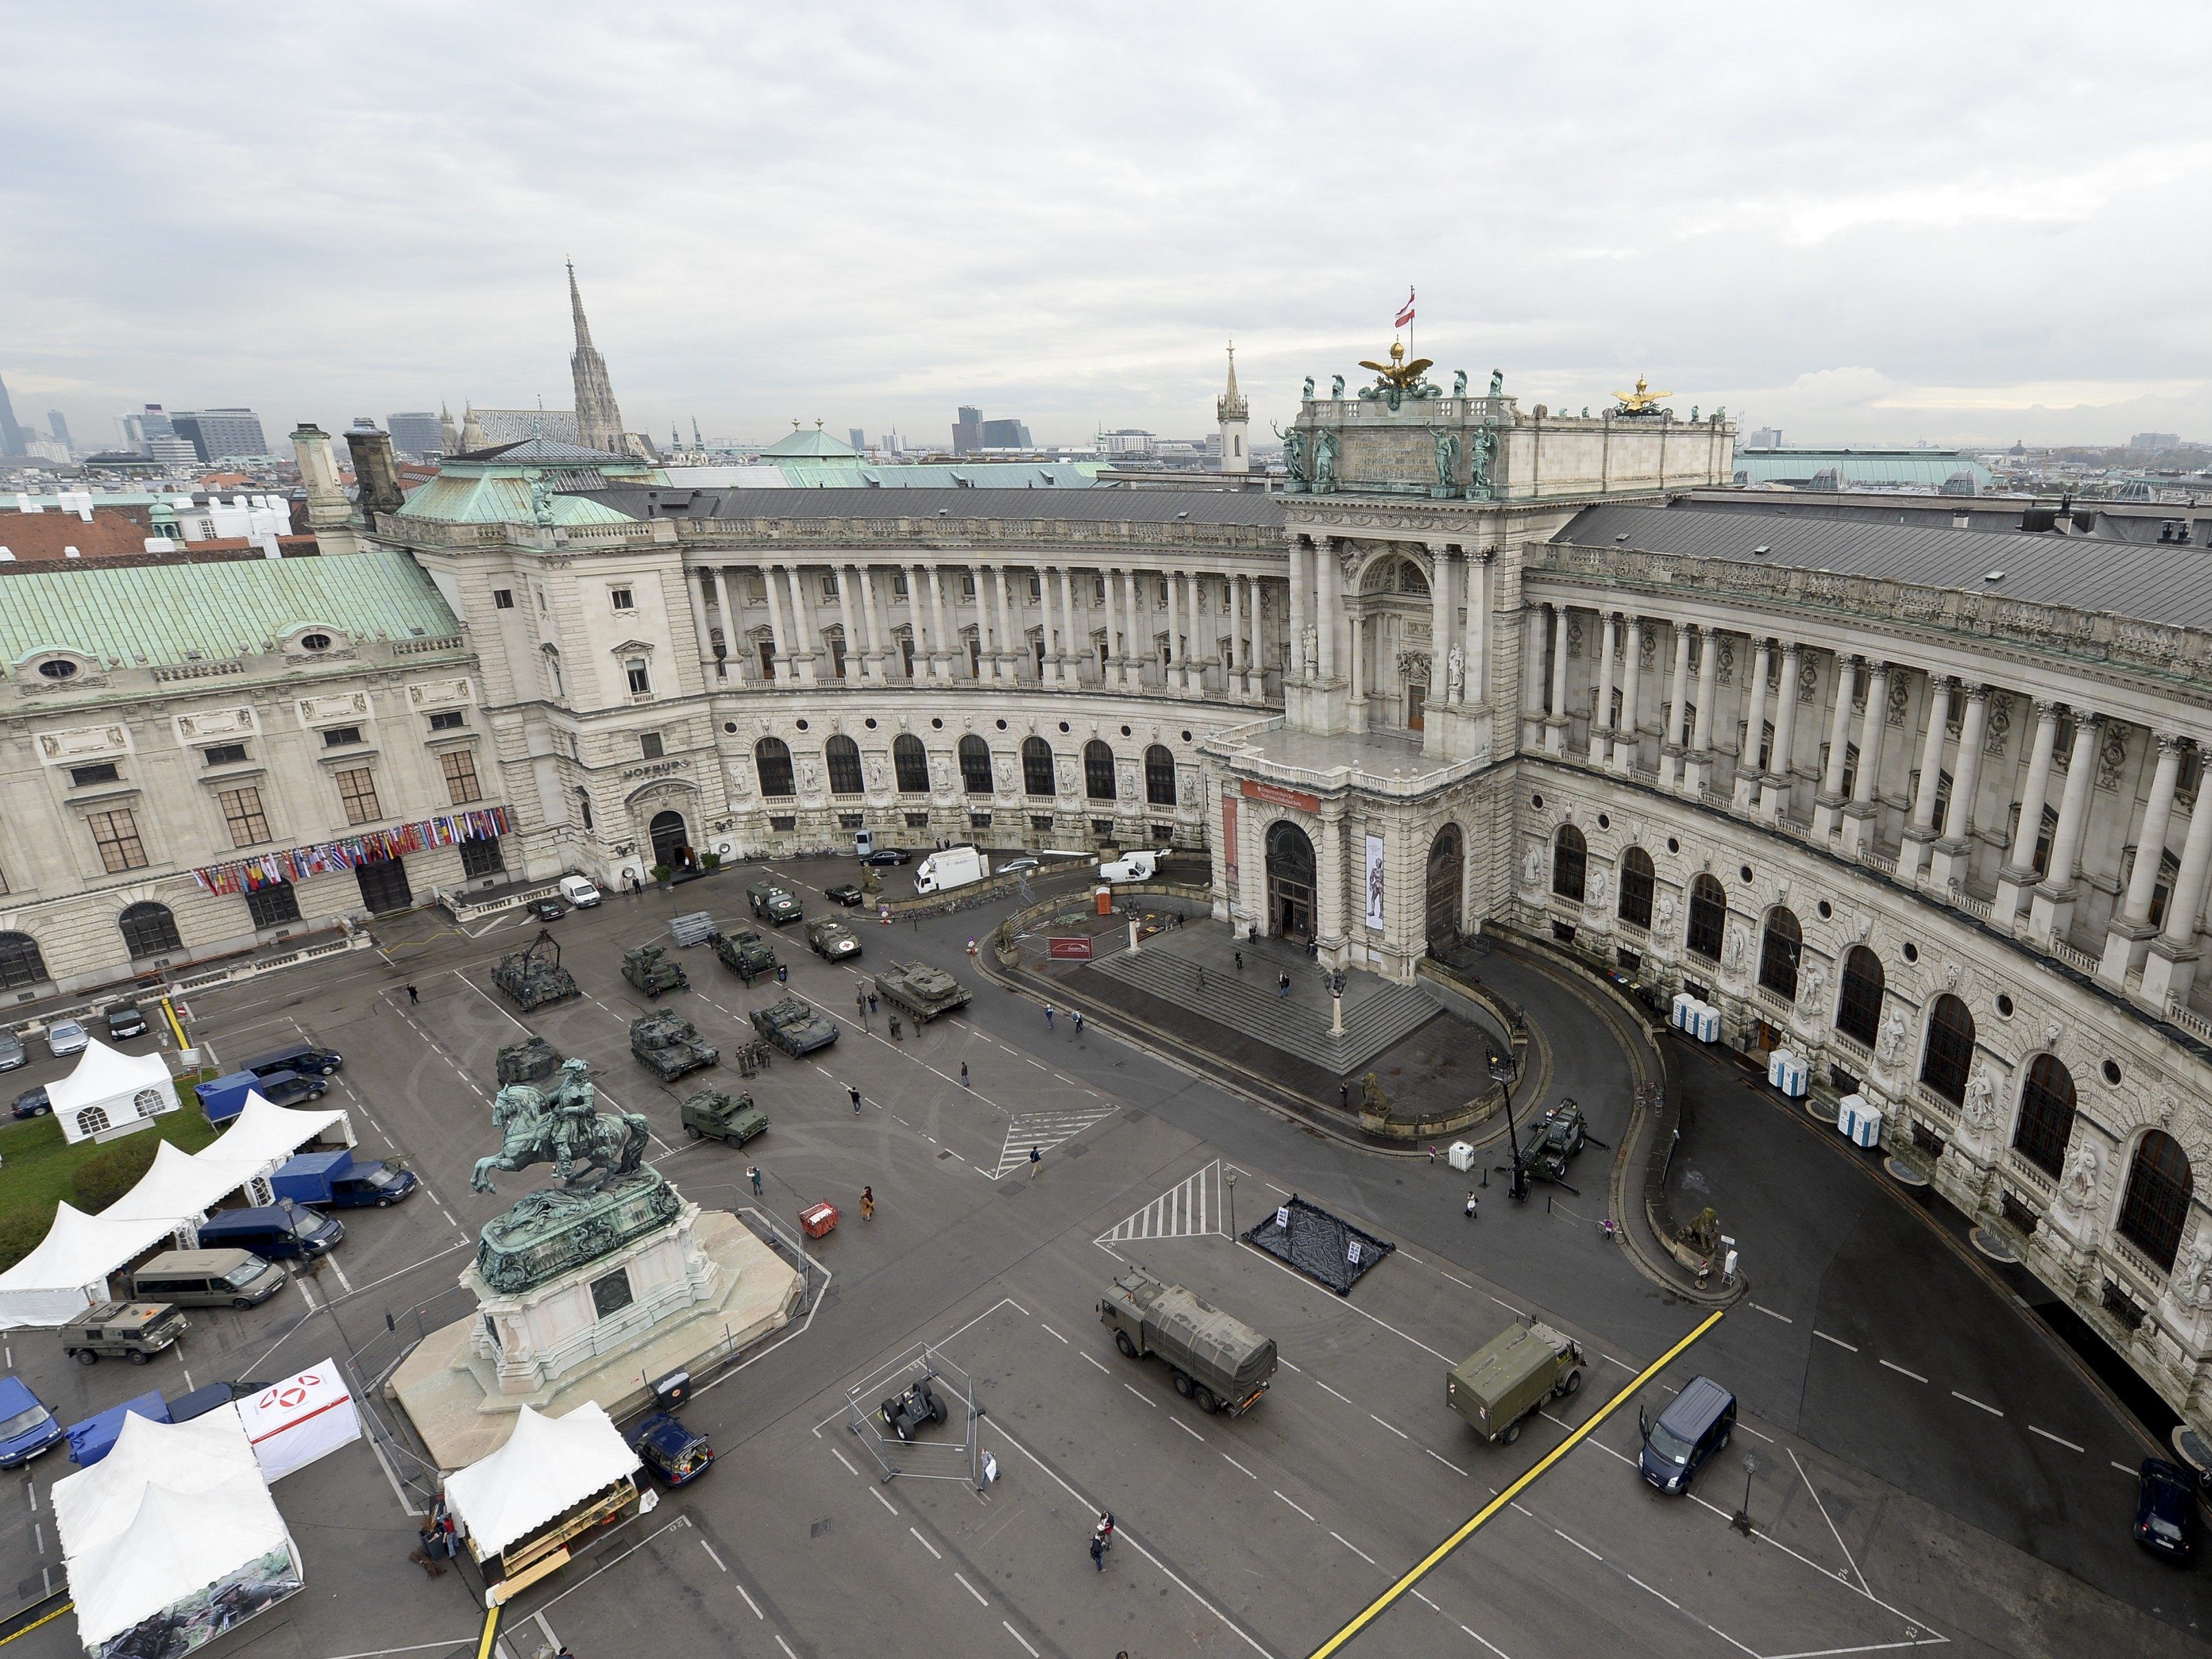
[0,1105,220,1270]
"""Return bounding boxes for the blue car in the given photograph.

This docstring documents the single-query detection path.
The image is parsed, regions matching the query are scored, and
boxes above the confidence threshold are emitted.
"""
[0,1375,62,1467]
[629,1411,715,1486]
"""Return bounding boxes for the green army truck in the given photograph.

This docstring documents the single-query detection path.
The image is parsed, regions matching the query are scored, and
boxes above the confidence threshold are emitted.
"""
[1445,1320,1585,1445]
[1097,1266,1276,1417]
[679,1088,768,1146]
[745,881,803,926]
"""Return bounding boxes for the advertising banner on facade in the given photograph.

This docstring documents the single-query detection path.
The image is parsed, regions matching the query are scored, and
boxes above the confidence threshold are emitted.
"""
[1222,794,1239,886]
[1047,936,1095,961]
[1365,834,1385,929]
[1242,779,1321,814]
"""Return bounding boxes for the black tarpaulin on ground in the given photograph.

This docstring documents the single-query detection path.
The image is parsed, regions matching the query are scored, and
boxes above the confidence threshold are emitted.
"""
[1241,1195,1394,1295]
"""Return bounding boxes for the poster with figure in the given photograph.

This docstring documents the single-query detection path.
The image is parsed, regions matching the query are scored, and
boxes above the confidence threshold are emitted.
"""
[1365,834,1385,929]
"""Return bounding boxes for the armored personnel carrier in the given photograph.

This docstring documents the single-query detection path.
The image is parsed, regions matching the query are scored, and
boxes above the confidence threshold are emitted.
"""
[804,916,861,961]
[622,943,690,998]
[631,1010,718,1082]
[876,960,972,1024]
[496,1036,561,1086]
[711,928,777,979]
[492,929,578,1011]
[750,995,840,1057]
[679,1088,768,1146]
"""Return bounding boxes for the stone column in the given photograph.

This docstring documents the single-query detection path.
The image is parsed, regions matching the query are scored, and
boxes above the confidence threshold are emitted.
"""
[1928,685,1991,890]
[858,566,888,683]
[1992,700,2060,930]
[1812,655,1858,838]
[1228,571,1246,697]
[761,563,792,684]
[1658,621,1692,786]
[1843,661,1889,855]
[1733,639,1771,808]
[1316,544,1340,682]
[786,565,821,685]
[1611,617,1643,773]
[1468,553,1490,707]
[904,563,930,679]
[2027,713,2102,945]
[1058,567,1080,685]
[707,566,736,680]
[927,565,953,682]
[1544,604,1570,754]
[834,566,860,681]
[1759,641,1802,821]
[1685,625,1721,794]
[682,564,715,681]
[1133,569,1154,689]
[996,567,1017,683]
[1181,573,1201,691]
[2141,752,2212,1007]
[1590,613,1617,763]
[1316,799,1348,965]
[2100,732,2187,985]
[968,564,993,683]
[1897,674,1953,880]
[1287,538,1309,680]
[1428,544,1453,711]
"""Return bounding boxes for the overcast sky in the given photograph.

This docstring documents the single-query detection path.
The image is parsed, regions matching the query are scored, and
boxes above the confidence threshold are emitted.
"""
[5,5,2208,454]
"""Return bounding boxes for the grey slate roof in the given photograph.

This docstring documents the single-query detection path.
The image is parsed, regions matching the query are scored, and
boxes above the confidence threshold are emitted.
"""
[1556,501,2212,631]
[577,485,1287,529]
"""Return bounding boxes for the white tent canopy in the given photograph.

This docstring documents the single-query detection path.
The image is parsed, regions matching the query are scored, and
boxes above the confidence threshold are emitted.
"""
[443,1403,639,1559]
[52,1407,299,1651]
[235,1360,359,1481]
[0,1204,168,1327]
[47,1038,179,1145]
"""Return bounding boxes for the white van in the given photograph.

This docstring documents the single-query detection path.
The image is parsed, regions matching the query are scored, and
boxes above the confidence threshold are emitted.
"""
[914,845,989,895]
[558,874,603,908]
[1098,850,1159,883]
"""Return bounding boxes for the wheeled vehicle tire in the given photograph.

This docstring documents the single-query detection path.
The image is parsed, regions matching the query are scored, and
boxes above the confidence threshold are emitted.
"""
[1500,1419,1520,1445]
[127,1349,148,1365]
[1113,1329,1137,1358]
[72,1349,93,1365]
[1171,1371,1194,1398]
[1557,1369,1582,1397]
[1193,1385,1218,1415]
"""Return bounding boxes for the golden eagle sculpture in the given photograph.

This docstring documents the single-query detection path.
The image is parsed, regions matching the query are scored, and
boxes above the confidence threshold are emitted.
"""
[1359,340,1434,393]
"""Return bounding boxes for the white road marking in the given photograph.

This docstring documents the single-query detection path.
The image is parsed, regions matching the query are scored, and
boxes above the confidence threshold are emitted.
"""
[1040,1324,1068,1344]
[1879,1360,1928,1383]
[1221,1452,1257,1478]
[1950,1391,2003,1417]
[1096,1160,1222,1244]
[1789,1446,1871,1596]
[1081,1352,1110,1373]
[1553,1528,1602,1561]
[1441,1272,1474,1290]
[1002,1621,1040,1657]
[1332,1531,1376,1564]
[1174,1418,1205,1441]
[325,1255,354,1294]
[1426,1448,1470,1476]
[830,1448,860,1478]
[1274,1490,1314,1521]
[909,1526,941,1559]
[1461,1623,1513,1657]
[776,1636,800,1659]
[1814,1330,1859,1352]
[1276,1358,1301,1373]
[874,1488,899,1514]
[2029,1426,2084,1452]
[1315,1380,1354,1404]
[955,1571,989,1605]
[1124,1384,1157,1408]
[2113,1460,2139,1474]
[1412,1589,1439,1610]
[699,1540,727,1572]
[1369,1415,1409,1439]
[732,1580,763,1618]
[1751,1303,1793,1323]
[1623,1572,1679,1609]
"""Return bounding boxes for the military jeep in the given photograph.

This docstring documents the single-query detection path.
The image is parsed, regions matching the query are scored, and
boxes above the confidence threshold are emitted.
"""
[631,1011,718,1082]
[744,881,803,926]
[711,928,777,979]
[751,995,840,1057]
[680,1088,768,1146]
[60,1301,187,1366]
[622,944,689,998]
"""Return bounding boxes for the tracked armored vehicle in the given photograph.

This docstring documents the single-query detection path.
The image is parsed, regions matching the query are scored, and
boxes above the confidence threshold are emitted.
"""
[492,929,578,1011]
[631,1010,718,1082]
[711,928,777,979]
[622,943,689,998]
[495,1036,561,1086]
[876,960,971,1024]
[751,995,840,1057]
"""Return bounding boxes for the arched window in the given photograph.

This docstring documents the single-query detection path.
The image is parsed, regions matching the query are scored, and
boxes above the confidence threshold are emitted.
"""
[1686,873,1726,961]
[824,735,863,796]
[2117,1130,2193,1272]
[0,931,49,992]
[1835,946,1884,1047]
[1144,745,1176,807]
[77,1107,109,1138]
[957,735,993,795]
[2011,1054,2076,1178]
[1919,992,1975,1105]
[1758,907,1801,1001]
[1617,847,1654,929]
[119,902,182,960]
[1551,824,1586,902]
[1022,737,1056,798]
[893,734,931,794]
[755,737,795,797]
[1084,740,1117,801]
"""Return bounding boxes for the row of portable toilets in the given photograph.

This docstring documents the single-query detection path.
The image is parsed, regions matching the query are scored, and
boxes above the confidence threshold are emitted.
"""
[1670,992,1883,1149]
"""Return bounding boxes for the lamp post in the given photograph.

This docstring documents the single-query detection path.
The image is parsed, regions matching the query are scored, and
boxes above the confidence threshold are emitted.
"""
[1492,1051,1527,1204]
[1224,1167,1238,1239]
[1732,1451,1758,1536]
[1321,968,1347,1037]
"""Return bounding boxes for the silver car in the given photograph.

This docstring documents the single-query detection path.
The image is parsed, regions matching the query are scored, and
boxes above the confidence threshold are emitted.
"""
[45,1018,89,1058]
[0,1030,23,1071]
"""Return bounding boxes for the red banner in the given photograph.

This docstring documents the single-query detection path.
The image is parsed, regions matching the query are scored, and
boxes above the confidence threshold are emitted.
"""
[1222,793,1239,886]
[1047,935,1095,960]
[1242,779,1321,813]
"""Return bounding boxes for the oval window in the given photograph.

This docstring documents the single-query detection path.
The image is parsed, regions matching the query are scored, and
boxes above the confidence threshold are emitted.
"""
[299,632,332,652]
[36,659,77,680]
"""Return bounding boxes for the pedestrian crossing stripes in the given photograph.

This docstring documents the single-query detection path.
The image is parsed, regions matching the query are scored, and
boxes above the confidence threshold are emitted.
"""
[994,1106,1117,1176]
[1095,1160,1226,1245]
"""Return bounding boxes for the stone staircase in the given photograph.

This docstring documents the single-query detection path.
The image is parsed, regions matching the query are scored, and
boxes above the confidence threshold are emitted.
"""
[1092,947,1444,1073]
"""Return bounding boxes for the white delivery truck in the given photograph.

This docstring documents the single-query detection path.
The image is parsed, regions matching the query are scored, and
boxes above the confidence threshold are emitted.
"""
[913,845,990,895]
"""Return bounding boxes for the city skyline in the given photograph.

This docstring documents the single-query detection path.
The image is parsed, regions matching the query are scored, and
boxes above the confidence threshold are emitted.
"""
[3,7,2209,451]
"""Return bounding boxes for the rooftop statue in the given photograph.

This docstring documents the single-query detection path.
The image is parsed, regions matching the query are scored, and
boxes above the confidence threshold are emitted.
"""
[1274,423,1309,492]
[1312,429,1338,494]
[1302,376,1315,401]
[1330,374,1345,399]
[1426,425,1460,497]
[1466,422,1496,501]
[1613,376,1673,417]
[1488,369,1504,398]
[1452,369,1468,398]
[1360,340,1433,393]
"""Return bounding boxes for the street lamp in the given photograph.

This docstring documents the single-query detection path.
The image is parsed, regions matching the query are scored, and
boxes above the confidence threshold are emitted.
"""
[1224,1167,1238,1239]
[1321,968,1348,1038]
[1492,1051,1527,1204]
[1732,1451,1759,1536]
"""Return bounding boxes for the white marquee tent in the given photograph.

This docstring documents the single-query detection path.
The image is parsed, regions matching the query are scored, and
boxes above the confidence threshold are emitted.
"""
[443,1403,640,1562]
[48,1038,179,1145]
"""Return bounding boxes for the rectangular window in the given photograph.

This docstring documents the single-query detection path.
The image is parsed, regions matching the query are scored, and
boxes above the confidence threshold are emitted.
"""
[640,733,664,759]
[821,573,840,600]
[904,811,931,827]
[203,743,249,766]
[961,573,976,597]
[428,710,466,732]
[625,658,652,696]
[1091,818,1115,838]
[336,768,380,825]
[969,812,992,829]
[1027,575,1042,601]
[88,808,148,873]
[758,641,776,678]
[1150,823,1174,842]
[892,573,909,597]
[459,836,505,879]
[244,881,300,930]
[219,786,271,848]
[836,812,865,830]
[610,586,635,611]
[440,748,482,805]
[1030,814,1054,832]
[768,814,797,832]
[323,725,363,748]
[492,588,515,610]
[69,763,120,787]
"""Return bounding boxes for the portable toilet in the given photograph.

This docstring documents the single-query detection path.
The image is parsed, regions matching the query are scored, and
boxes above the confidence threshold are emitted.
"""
[1671,992,1696,1033]
[1768,1048,1808,1097]
[1688,1000,1721,1043]
[1837,1094,1882,1147]
[1095,884,1113,917]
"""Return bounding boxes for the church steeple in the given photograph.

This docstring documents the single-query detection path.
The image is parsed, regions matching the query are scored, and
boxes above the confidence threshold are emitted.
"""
[1216,340,1249,474]
[567,260,626,455]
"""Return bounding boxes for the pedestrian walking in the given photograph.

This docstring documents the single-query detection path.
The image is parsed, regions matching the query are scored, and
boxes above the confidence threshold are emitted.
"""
[1465,1190,1479,1219]
[860,1186,875,1222]
[405,984,418,1005]
[1071,1009,1084,1035]
[869,991,879,1013]
[1234,949,1244,972]
[1277,973,1291,1000]
[1045,1005,1055,1031]
[740,964,754,989]
[776,963,789,985]
[748,1165,763,1196]
[1091,1533,1105,1571]
[1029,1145,1042,1179]
[1338,1084,1348,1110]
[1428,1143,1438,1165]
[850,1085,863,1114]
[959,1061,970,1088]
[1195,965,1205,991]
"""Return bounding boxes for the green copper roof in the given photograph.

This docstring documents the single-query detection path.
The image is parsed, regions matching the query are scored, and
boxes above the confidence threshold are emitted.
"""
[0,549,463,670]
[398,468,640,525]
[756,425,861,460]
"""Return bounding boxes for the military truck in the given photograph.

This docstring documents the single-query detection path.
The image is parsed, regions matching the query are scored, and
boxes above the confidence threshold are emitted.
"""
[876,960,971,1024]
[1445,1320,1585,1445]
[1520,1098,1594,1185]
[679,1088,768,1146]
[745,881,803,926]
[496,1036,562,1086]
[622,943,690,998]
[630,1011,718,1082]
[58,1302,189,1366]
[751,995,839,1057]
[711,927,777,979]
[1097,1266,1275,1416]
[805,916,862,962]
[492,929,579,1011]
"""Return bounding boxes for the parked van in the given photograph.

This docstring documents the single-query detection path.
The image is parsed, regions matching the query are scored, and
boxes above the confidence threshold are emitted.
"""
[913,845,988,895]
[132,1248,288,1309]
[1639,1374,1735,1494]
[1098,849,1159,883]
[558,874,603,908]
[196,1201,343,1262]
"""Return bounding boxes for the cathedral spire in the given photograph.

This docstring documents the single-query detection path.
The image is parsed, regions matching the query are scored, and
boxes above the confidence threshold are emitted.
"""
[1216,339,1249,474]
[567,259,595,352]
[566,261,626,454]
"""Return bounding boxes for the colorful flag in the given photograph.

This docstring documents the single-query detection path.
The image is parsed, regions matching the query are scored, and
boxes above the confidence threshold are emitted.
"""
[1395,287,1416,329]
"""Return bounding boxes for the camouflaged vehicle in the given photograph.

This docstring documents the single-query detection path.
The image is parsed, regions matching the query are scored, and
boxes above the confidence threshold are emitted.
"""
[875,960,971,1023]
[622,943,689,998]
[744,881,803,926]
[492,929,579,1011]
[496,1036,562,1086]
[711,928,777,979]
[1519,1097,1592,1184]
[750,995,840,1057]
[1097,1266,1275,1417]
[630,1010,718,1082]
[804,915,862,962]
[679,1088,768,1146]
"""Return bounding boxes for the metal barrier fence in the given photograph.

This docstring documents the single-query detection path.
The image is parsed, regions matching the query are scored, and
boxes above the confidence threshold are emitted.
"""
[843,1342,987,1488]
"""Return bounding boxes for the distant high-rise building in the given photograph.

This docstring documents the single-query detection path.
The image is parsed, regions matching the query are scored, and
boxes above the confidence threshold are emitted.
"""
[147,434,198,468]
[953,405,983,455]
[979,418,1032,449]
[849,428,867,453]
[168,408,269,462]
[1746,426,1784,449]
[45,410,72,454]
[2131,431,2182,450]
[138,404,176,445]
[387,411,444,459]
[567,261,626,454]
[1216,341,1248,474]
[0,371,25,456]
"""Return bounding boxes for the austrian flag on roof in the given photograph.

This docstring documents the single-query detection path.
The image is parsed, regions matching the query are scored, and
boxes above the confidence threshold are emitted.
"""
[1395,288,1415,329]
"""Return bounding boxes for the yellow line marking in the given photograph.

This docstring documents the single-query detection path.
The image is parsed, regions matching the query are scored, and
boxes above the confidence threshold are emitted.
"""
[0,1603,73,1647]
[475,1603,501,1659]
[1306,1306,1727,1658]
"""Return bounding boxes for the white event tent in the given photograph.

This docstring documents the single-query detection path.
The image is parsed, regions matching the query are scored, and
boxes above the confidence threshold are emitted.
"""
[48,1038,180,1145]
[0,1092,350,1329]
[442,1403,641,1564]
[234,1360,361,1482]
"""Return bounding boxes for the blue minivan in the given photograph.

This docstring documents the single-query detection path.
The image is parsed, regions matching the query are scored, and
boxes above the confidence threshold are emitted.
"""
[0,1375,62,1467]
[197,1200,344,1261]
[1639,1375,1736,1494]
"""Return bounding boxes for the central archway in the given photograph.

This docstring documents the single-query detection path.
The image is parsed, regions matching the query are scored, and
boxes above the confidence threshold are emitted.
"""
[649,810,690,869]
[1265,819,1316,942]
[1426,823,1463,950]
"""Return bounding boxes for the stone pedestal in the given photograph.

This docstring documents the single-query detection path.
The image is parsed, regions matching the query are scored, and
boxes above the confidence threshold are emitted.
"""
[2097,920,2158,988]
[2140,938,2201,1009]
[1927,838,1974,892]
[1840,802,1877,857]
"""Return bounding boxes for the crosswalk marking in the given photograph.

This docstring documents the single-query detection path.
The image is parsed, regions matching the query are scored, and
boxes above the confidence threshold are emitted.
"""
[1096,1160,1226,1244]
[993,1106,1117,1176]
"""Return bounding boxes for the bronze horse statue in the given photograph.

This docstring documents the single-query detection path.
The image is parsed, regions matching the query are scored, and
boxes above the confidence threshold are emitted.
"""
[471,1082,651,1194]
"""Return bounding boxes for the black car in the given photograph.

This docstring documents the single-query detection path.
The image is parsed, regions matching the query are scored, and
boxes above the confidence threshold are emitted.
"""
[104,1003,148,1041]
[12,1086,49,1120]
[526,898,567,923]
[825,883,863,906]
[2135,1457,2198,1561]
[860,848,911,867]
